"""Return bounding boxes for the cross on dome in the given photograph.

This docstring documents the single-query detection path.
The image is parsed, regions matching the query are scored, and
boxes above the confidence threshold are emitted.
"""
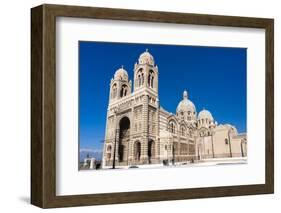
[138,49,155,66]
[114,66,128,81]
[183,90,188,100]
[176,90,196,114]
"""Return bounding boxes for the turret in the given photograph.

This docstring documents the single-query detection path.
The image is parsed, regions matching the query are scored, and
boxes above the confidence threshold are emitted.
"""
[109,66,132,102]
[133,49,158,94]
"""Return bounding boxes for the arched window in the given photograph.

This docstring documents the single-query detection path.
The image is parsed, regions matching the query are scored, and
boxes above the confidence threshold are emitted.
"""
[136,68,144,87]
[148,70,155,88]
[138,75,141,87]
[225,138,229,145]
[170,122,174,133]
[169,121,176,134]
[111,84,117,99]
[181,126,185,136]
[120,85,128,98]
[107,145,112,152]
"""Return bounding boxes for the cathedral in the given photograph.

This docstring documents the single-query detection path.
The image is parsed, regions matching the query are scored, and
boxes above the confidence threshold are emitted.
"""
[102,49,247,168]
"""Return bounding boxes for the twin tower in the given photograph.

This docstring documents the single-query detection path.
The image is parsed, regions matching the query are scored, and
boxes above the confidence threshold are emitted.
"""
[109,49,159,103]
[103,49,160,166]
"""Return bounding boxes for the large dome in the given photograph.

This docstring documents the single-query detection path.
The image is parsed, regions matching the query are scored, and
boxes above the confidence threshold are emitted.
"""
[114,66,128,81]
[198,109,213,121]
[138,49,155,66]
[176,90,196,113]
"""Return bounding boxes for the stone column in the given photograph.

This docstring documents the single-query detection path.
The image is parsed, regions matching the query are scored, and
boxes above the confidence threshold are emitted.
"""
[141,95,149,164]
[114,116,120,163]
[144,66,148,88]
[128,107,134,164]
[155,99,160,161]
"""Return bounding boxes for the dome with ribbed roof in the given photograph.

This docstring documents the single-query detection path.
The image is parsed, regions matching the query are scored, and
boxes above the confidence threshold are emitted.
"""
[114,66,128,81]
[198,109,213,121]
[176,90,196,114]
[138,49,155,66]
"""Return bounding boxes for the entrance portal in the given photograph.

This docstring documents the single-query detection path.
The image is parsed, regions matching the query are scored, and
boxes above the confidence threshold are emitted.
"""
[118,117,130,162]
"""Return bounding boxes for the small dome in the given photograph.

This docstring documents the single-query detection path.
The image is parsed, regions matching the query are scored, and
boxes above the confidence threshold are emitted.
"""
[114,66,128,81]
[198,109,213,121]
[176,90,196,113]
[138,49,154,66]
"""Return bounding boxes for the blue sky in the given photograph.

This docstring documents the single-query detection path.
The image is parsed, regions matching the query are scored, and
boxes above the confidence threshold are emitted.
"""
[79,41,247,153]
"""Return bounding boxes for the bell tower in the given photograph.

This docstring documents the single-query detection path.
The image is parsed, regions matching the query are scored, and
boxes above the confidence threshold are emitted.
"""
[131,50,160,164]
[133,49,158,95]
[109,66,132,103]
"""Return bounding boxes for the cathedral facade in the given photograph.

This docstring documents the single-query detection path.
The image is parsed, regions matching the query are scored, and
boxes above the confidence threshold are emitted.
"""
[102,50,247,167]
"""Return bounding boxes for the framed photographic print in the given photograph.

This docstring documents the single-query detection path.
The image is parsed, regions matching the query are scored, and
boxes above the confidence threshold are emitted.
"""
[31,4,274,208]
